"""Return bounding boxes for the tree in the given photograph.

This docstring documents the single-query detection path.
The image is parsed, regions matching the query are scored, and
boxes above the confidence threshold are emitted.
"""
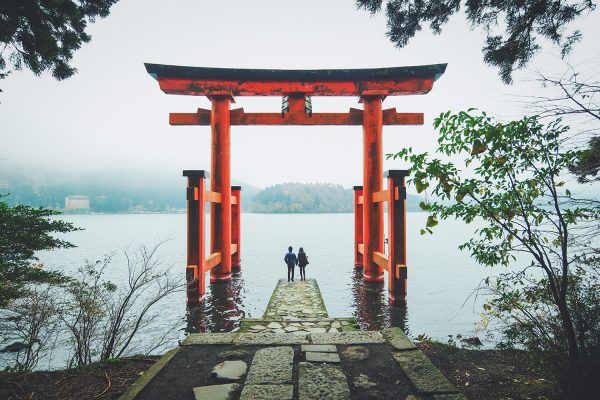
[356,0,596,83]
[62,243,182,366]
[0,198,79,307]
[391,110,600,396]
[529,61,600,181]
[0,287,60,371]
[0,0,119,86]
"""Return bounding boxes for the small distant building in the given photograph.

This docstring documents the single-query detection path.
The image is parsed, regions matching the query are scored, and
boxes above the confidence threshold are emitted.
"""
[65,195,90,211]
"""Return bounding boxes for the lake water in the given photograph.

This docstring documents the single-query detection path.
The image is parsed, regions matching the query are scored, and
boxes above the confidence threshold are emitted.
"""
[37,213,493,349]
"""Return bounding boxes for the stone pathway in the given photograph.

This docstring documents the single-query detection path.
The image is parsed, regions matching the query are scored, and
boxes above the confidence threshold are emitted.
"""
[122,279,468,400]
[240,279,359,334]
[265,279,327,319]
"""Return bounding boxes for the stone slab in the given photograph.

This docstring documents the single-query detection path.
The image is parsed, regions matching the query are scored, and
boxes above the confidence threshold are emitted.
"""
[382,327,417,350]
[249,325,266,330]
[298,361,351,400]
[310,331,385,344]
[235,332,308,345]
[182,333,236,345]
[245,346,294,385]
[392,350,458,394]
[305,352,341,363]
[301,344,337,353]
[240,384,294,400]
[211,360,247,381]
[193,383,240,400]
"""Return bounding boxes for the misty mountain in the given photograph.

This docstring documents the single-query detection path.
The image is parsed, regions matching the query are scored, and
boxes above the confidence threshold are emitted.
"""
[249,182,424,213]
[0,168,261,213]
[0,167,425,213]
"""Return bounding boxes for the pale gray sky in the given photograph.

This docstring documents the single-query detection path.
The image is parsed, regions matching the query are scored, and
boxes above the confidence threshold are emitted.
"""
[1,0,599,188]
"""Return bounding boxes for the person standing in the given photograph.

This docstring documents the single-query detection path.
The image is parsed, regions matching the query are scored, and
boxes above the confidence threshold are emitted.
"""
[284,246,298,282]
[298,247,309,281]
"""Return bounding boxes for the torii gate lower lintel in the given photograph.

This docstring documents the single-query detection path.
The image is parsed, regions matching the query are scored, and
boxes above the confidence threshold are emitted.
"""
[145,63,447,305]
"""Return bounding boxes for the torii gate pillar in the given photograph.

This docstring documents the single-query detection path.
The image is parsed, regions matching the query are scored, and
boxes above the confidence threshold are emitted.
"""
[144,62,447,303]
[361,95,385,282]
[210,96,233,283]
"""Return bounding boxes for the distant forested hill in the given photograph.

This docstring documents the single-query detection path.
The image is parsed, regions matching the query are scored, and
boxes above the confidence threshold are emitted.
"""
[0,166,424,213]
[249,183,424,213]
[250,183,353,213]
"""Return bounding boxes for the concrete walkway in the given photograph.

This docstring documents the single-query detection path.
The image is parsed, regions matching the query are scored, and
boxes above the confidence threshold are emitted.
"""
[121,279,467,400]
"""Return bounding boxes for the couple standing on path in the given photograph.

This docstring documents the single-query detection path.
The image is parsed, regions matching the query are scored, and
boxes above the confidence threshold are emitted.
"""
[284,246,309,282]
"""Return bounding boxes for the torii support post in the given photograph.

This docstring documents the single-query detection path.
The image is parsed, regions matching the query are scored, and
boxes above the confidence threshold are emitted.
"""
[231,186,242,271]
[183,170,208,304]
[361,95,385,282]
[353,186,364,268]
[210,95,233,283]
[385,170,409,303]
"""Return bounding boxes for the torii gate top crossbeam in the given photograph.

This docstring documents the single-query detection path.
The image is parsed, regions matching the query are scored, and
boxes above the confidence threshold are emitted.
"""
[144,63,447,97]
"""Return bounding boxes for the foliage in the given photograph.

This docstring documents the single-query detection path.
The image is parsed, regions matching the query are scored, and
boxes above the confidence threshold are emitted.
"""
[250,182,423,213]
[0,0,119,87]
[250,183,354,213]
[0,287,60,371]
[356,0,596,83]
[61,256,113,366]
[571,136,600,181]
[391,110,600,396]
[61,242,183,367]
[0,198,78,307]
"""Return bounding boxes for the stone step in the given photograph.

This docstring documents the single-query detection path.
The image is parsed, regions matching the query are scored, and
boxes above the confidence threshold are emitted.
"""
[240,346,295,400]
[298,361,351,400]
[193,383,239,400]
[240,384,293,400]
[245,346,295,385]
[301,344,337,353]
[305,352,341,363]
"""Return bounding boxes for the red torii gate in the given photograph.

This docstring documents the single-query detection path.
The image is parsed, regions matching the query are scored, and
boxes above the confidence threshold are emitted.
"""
[145,63,446,305]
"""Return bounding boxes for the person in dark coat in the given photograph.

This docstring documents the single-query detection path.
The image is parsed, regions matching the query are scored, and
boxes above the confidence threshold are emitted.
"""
[297,247,309,281]
[284,246,298,282]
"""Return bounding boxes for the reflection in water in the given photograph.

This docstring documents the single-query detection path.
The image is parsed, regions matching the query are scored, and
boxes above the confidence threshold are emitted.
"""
[186,272,247,333]
[186,268,409,335]
[350,269,409,335]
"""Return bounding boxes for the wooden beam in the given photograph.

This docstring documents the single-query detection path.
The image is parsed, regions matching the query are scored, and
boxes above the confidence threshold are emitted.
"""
[372,189,389,203]
[357,243,364,254]
[170,108,423,126]
[396,264,407,279]
[205,190,222,203]
[373,251,389,271]
[158,77,435,97]
[204,252,222,272]
[186,264,197,274]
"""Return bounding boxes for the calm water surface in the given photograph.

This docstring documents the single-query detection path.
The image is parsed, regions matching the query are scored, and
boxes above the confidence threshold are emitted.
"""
[39,213,491,348]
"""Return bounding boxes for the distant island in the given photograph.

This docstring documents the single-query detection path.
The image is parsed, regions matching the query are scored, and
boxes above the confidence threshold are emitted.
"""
[0,170,424,213]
